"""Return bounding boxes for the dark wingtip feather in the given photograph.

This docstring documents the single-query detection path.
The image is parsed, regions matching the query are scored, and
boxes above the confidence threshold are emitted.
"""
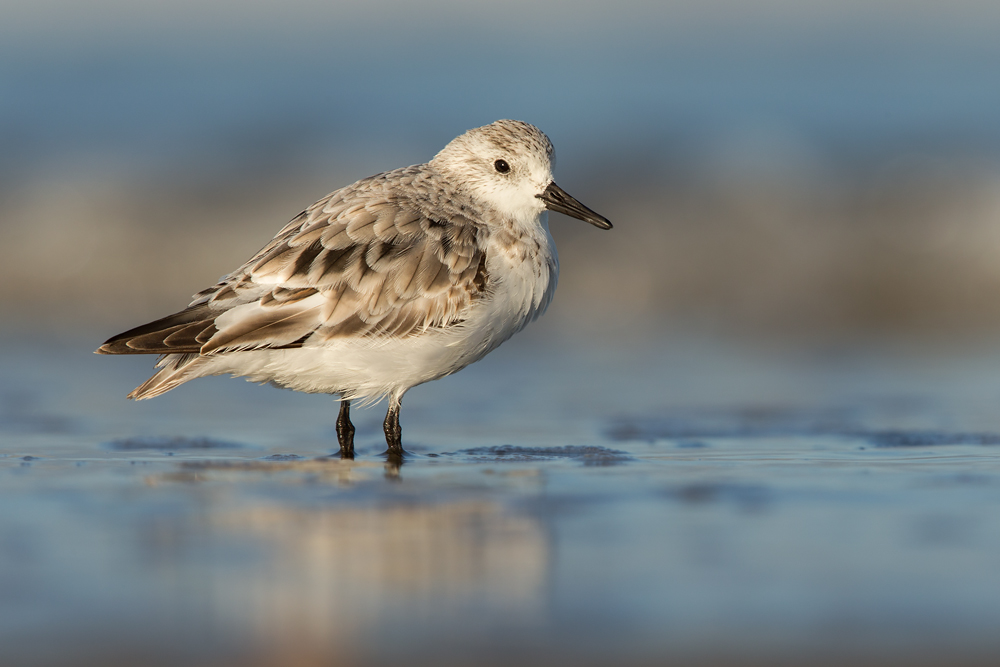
[97,305,215,355]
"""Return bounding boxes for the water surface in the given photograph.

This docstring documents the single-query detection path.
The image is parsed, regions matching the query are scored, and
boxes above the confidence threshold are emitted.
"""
[4,329,1000,666]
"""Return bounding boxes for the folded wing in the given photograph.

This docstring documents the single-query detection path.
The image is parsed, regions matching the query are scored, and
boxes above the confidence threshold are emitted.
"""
[97,168,489,357]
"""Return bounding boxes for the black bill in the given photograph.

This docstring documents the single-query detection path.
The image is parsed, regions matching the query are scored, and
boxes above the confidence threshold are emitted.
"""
[537,182,612,229]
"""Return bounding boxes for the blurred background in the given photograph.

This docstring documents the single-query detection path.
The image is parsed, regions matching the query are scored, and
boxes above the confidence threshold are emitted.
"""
[8,3,1000,667]
[5,0,1000,344]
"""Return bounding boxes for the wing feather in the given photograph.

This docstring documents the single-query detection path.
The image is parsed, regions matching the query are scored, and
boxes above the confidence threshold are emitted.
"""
[96,304,216,354]
[97,165,491,357]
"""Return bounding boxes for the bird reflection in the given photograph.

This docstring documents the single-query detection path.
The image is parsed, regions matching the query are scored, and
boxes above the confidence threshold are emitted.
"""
[383,449,405,475]
[334,446,405,478]
[144,497,549,661]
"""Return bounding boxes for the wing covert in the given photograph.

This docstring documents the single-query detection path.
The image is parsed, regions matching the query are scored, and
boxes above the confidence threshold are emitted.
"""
[99,167,492,357]
[195,173,490,353]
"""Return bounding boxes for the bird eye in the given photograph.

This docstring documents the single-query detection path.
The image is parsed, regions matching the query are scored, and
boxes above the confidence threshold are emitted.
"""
[494,159,510,174]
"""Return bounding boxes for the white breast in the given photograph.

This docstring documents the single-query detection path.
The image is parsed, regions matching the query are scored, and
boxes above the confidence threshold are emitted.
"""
[472,220,559,351]
[199,221,559,405]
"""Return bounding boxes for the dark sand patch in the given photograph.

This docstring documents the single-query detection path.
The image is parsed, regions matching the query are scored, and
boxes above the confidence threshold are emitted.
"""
[454,445,631,466]
[107,436,246,451]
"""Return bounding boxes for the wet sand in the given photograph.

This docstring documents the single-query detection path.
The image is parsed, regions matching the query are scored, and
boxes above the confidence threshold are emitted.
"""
[4,327,1000,666]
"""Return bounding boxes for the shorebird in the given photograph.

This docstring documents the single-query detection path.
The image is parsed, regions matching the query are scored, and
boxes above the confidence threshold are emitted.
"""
[97,120,611,457]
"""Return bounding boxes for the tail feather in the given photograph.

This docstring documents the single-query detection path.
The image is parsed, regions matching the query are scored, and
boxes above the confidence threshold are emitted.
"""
[128,353,207,400]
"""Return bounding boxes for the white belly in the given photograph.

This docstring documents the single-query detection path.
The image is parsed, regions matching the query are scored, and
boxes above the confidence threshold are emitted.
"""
[200,228,558,404]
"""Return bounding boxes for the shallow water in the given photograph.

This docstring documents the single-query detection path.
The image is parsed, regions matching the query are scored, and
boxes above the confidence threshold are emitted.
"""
[5,326,1000,666]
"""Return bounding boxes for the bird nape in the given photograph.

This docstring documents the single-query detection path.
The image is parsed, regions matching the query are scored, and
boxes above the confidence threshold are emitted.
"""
[97,120,612,458]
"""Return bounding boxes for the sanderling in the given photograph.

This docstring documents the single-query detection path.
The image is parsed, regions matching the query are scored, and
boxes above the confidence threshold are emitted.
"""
[97,120,611,457]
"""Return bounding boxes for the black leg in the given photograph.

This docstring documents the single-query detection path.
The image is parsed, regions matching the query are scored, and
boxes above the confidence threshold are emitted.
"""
[336,399,355,458]
[383,398,403,454]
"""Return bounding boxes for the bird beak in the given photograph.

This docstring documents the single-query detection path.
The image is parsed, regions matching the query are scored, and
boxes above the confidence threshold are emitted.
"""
[538,182,612,229]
